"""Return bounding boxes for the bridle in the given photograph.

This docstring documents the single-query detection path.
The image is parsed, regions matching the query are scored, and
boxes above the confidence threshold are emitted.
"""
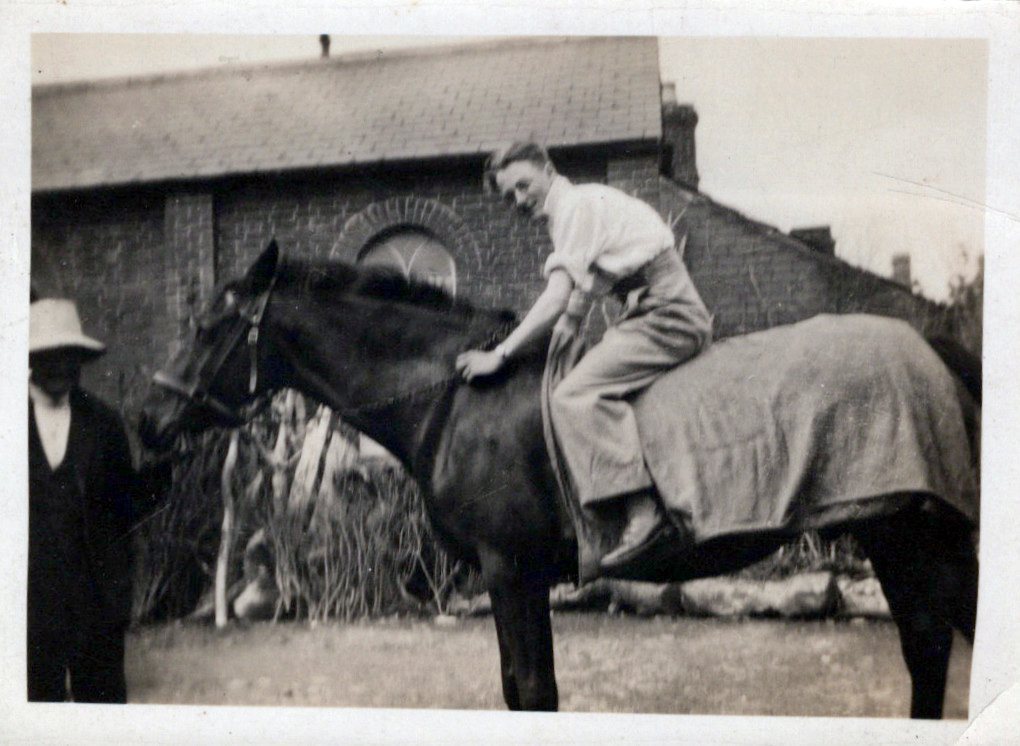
[152,275,277,427]
[152,268,516,431]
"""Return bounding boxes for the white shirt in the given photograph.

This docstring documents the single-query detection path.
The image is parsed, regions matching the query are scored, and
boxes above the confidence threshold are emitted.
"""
[541,175,676,293]
[29,382,71,470]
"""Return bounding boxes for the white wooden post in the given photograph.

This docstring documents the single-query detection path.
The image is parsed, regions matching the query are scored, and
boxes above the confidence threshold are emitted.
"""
[215,431,240,628]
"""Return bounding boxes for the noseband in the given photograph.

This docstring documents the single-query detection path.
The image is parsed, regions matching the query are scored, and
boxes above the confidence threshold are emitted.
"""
[152,276,277,427]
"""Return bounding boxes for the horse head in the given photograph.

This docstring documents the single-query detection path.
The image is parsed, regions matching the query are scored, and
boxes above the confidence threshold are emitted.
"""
[139,240,282,451]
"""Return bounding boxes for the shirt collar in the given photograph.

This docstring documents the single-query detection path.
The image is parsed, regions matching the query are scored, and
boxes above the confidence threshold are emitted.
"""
[541,174,572,220]
[29,381,70,410]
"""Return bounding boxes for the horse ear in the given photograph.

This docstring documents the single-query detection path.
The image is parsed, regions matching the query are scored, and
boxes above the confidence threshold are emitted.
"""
[247,240,280,292]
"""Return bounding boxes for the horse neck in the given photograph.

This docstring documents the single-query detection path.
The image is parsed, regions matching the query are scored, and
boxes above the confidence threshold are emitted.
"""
[267,289,506,467]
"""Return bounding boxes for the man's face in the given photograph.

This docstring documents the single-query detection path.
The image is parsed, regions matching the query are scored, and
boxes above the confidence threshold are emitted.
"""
[494,160,554,221]
[29,349,84,400]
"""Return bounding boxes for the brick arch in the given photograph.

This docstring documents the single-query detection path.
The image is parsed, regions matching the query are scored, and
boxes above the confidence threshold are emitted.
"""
[330,197,482,269]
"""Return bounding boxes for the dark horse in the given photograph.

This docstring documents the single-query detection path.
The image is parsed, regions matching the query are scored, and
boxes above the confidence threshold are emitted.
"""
[139,241,979,718]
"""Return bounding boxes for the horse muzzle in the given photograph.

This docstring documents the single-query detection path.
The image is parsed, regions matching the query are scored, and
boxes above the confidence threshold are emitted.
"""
[137,404,181,453]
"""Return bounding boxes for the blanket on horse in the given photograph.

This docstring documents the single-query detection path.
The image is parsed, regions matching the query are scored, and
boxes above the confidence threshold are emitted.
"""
[543,312,978,581]
[633,313,978,541]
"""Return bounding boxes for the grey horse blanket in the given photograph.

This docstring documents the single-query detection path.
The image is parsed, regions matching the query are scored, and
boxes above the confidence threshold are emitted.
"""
[633,313,979,543]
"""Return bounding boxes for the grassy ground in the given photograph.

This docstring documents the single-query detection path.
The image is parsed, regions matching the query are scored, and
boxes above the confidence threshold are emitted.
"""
[126,613,971,718]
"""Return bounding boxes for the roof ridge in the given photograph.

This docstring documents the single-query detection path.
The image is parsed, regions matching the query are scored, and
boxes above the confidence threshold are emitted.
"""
[32,35,652,98]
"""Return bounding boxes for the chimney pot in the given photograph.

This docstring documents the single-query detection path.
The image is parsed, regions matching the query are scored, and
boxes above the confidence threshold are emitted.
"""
[790,226,836,256]
[892,253,912,287]
[661,82,677,107]
[661,85,699,190]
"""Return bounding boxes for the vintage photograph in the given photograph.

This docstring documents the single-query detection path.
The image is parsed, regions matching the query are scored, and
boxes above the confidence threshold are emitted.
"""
[8,16,1016,741]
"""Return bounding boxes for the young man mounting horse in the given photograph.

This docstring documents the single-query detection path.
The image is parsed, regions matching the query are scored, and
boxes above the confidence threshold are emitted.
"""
[456,142,712,572]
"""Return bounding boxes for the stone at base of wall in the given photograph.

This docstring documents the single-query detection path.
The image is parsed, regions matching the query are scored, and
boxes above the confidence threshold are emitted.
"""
[836,576,892,619]
[447,572,891,620]
[677,573,840,619]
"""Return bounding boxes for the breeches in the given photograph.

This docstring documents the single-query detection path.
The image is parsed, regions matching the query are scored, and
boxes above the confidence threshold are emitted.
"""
[551,302,707,505]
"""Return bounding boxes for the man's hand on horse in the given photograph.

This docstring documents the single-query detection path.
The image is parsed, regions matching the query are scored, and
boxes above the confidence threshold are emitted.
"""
[456,349,505,381]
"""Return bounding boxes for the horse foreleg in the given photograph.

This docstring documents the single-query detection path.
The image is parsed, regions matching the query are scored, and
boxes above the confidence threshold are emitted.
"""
[854,508,956,719]
[480,548,558,712]
[491,600,522,711]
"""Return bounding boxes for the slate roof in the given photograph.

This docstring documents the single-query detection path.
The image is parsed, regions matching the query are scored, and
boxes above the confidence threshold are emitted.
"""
[32,37,663,192]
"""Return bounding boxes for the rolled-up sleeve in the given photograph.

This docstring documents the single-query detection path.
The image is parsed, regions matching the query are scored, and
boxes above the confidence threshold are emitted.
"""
[542,193,604,292]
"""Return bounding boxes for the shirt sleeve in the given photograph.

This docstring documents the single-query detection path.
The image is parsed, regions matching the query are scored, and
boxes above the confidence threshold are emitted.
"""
[542,192,604,293]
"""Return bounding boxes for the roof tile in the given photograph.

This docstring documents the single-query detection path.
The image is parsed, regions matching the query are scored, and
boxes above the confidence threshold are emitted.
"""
[33,37,661,191]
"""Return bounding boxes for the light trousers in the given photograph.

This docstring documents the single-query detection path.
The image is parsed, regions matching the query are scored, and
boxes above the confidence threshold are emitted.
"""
[550,248,711,506]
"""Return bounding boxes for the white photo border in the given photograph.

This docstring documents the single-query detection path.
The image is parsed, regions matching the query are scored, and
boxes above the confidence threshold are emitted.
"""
[2,2,1018,743]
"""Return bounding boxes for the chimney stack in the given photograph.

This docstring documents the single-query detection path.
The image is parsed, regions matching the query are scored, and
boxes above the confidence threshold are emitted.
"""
[892,253,912,288]
[320,34,331,59]
[790,226,836,256]
[661,83,699,191]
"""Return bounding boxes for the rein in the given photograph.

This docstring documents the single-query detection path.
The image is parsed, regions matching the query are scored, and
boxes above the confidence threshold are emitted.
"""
[155,271,515,427]
[270,314,515,420]
[152,274,277,426]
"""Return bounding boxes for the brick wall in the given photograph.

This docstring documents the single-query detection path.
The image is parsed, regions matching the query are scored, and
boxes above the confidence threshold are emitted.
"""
[607,154,661,205]
[213,158,607,311]
[31,192,172,417]
[164,193,216,324]
[656,178,951,340]
[30,151,949,420]
[30,156,607,415]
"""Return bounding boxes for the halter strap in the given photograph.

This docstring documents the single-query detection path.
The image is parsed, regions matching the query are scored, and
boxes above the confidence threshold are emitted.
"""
[152,274,277,426]
[155,275,514,432]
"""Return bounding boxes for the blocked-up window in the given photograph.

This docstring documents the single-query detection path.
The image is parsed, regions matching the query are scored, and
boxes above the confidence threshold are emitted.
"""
[359,229,457,298]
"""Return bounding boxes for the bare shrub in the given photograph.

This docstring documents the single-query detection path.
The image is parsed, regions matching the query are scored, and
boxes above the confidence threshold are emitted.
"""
[132,430,233,622]
[135,391,467,624]
[948,254,983,358]
[265,465,464,622]
[738,532,869,582]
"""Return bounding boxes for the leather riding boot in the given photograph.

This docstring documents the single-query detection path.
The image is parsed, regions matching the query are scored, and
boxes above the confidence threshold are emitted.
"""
[600,491,669,571]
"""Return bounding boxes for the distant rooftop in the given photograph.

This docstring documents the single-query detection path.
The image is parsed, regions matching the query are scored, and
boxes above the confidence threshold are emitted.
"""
[33,36,663,192]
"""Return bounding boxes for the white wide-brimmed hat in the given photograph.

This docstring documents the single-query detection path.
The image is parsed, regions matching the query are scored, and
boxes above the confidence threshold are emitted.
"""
[29,299,106,357]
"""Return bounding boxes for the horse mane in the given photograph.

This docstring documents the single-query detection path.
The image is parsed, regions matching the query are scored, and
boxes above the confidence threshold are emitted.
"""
[270,257,517,327]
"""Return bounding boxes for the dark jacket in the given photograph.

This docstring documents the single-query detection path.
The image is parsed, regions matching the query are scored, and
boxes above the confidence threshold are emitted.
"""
[28,388,162,627]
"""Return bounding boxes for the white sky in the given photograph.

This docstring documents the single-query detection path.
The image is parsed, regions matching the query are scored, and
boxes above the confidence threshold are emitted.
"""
[32,34,987,300]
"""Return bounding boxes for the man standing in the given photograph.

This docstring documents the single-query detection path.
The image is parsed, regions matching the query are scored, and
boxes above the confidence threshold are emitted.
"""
[457,143,712,572]
[28,298,159,702]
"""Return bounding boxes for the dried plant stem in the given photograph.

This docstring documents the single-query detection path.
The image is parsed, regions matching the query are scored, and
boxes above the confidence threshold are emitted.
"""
[214,431,240,628]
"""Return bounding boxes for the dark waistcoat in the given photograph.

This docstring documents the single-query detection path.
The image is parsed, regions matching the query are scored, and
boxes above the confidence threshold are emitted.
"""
[28,389,137,628]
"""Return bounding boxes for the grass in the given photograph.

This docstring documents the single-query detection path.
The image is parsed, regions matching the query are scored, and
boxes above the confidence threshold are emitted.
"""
[126,613,971,718]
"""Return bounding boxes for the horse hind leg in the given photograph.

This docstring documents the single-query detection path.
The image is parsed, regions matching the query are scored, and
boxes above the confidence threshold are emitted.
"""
[852,505,964,719]
[951,555,978,646]
[887,503,978,645]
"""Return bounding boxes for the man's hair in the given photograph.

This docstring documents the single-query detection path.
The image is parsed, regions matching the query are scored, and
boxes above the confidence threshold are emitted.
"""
[484,142,553,192]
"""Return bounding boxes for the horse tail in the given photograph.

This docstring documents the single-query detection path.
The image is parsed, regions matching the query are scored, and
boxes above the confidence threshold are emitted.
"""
[926,335,981,407]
